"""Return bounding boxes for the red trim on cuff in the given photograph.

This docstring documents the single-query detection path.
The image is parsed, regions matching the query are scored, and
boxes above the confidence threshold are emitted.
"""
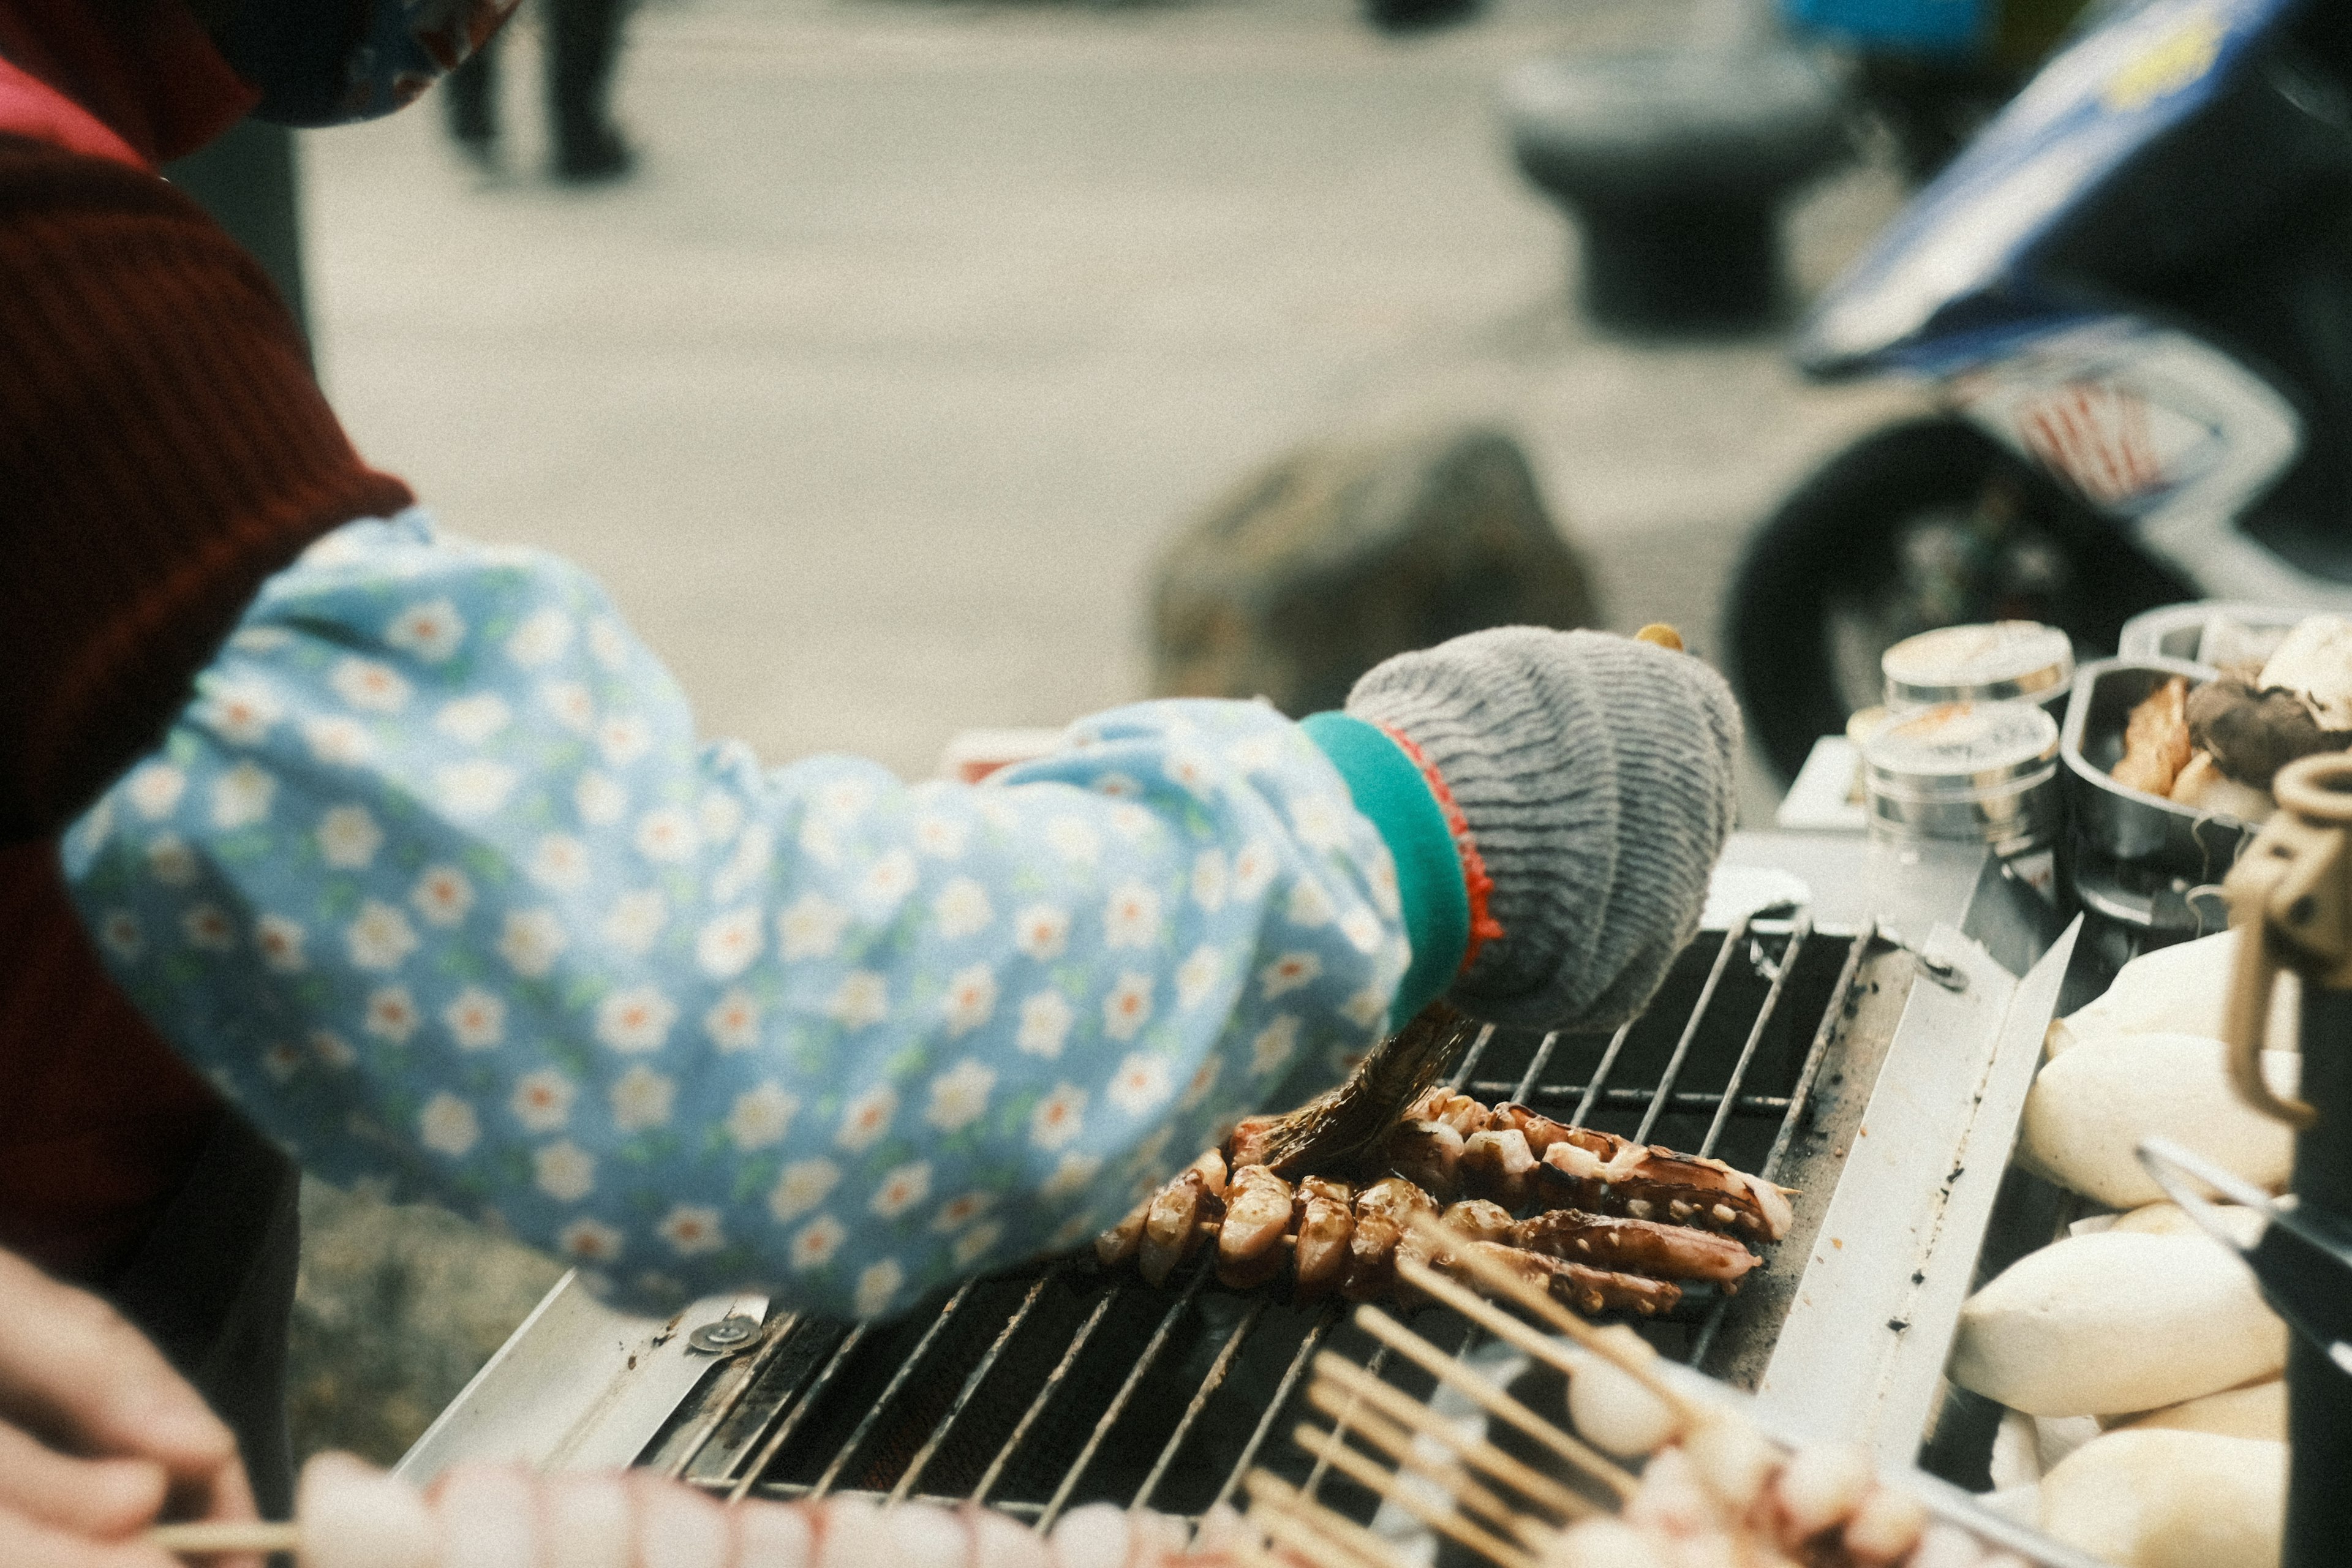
[1371,722,1505,973]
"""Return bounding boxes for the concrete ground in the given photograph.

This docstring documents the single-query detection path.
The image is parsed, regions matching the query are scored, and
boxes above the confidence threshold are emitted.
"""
[290,0,1930,1461]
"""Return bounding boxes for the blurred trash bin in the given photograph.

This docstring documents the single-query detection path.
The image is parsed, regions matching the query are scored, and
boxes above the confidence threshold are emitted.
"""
[1149,423,1599,717]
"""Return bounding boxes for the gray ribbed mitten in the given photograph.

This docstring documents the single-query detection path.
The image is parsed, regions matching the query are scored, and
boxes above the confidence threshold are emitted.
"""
[1346,627,1740,1031]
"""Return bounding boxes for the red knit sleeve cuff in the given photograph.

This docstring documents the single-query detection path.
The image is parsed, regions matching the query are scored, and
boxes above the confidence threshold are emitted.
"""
[0,135,414,838]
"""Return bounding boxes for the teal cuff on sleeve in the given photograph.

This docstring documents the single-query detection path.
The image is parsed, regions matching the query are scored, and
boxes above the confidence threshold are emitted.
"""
[1298,710,1468,1028]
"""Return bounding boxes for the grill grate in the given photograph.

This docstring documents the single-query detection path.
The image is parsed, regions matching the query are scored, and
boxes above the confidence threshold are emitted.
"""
[647,916,1881,1530]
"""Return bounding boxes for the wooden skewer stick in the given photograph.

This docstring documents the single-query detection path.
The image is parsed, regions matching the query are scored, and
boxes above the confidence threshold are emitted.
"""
[1289,1421,1540,1568]
[1401,1214,1700,1424]
[1390,1245,1700,1443]
[1245,1472,1419,1568]
[1351,1306,1637,1500]
[1310,1353,1595,1521]
[1302,1383,1542,1550]
[1250,1505,1379,1568]
[148,1521,303,1556]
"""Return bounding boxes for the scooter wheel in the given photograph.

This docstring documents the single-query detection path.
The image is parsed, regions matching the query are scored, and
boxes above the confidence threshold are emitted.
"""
[1727,417,2190,783]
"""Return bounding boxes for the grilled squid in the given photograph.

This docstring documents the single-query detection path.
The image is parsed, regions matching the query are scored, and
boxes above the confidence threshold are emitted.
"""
[1512,1208,1760,1286]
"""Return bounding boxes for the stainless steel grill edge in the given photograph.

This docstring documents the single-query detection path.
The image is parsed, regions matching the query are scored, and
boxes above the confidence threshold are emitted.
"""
[394,834,2073,1537]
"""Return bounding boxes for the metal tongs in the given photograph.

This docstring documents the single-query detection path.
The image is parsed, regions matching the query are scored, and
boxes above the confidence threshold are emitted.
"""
[2138,1134,2352,1377]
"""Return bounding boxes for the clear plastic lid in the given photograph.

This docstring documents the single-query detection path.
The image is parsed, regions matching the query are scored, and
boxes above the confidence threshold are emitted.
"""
[1882,622,2073,709]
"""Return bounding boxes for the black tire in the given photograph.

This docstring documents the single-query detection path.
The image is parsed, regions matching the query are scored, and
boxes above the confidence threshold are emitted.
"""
[1727,417,2194,783]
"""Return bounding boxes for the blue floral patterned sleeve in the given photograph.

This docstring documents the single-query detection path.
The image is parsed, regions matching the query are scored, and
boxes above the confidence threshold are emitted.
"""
[60,512,1414,1318]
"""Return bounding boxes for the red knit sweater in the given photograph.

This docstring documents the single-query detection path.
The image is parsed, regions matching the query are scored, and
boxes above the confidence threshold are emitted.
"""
[0,119,413,1278]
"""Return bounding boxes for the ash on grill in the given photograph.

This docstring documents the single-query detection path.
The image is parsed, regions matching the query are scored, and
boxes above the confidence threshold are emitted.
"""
[640,915,1893,1539]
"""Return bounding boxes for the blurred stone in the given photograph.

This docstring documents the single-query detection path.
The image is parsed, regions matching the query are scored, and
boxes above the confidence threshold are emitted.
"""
[287,1180,564,1466]
[1148,423,1599,715]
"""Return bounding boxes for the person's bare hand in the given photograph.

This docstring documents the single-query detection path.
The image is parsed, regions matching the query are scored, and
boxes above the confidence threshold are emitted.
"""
[0,1246,258,1567]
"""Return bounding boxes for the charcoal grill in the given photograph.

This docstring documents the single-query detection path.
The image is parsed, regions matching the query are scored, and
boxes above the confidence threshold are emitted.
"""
[396,832,2075,1529]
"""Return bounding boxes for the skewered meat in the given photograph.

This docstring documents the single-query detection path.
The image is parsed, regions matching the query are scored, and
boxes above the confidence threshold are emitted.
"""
[1458,1127,1537,1208]
[1382,1118,1462,1194]
[1101,1075,1788,1317]
[1292,1177,1355,1302]
[286,1451,1241,1568]
[296,1450,435,1568]
[1512,1208,1759,1285]
[1215,1164,1297,1288]
[1379,1098,1793,1241]
[1438,1198,1515,1245]
[1341,1175,1438,1301]
[1458,1241,1683,1317]
[1139,1164,1219,1287]
[1532,1128,1793,1241]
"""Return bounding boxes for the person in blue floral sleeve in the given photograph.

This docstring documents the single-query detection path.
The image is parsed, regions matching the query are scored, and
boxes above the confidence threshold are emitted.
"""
[65,512,1741,1321]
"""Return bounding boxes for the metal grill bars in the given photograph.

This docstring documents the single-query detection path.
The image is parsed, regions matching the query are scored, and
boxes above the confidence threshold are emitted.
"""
[657,916,1871,1531]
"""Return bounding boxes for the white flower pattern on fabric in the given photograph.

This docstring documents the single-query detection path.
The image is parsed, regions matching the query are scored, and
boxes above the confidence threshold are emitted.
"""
[727,1083,798,1150]
[512,1070,576,1132]
[437,693,511,745]
[1017,991,1074,1058]
[596,988,677,1054]
[925,1060,995,1131]
[769,1159,839,1223]
[62,514,1411,1324]
[211,763,276,830]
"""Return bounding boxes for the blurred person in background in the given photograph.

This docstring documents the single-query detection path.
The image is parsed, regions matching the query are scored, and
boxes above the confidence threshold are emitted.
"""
[0,0,1740,1548]
[442,0,631,182]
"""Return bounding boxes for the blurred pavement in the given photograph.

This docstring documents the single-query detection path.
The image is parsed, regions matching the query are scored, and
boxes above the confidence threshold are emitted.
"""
[292,0,1929,1460]
[305,0,1927,824]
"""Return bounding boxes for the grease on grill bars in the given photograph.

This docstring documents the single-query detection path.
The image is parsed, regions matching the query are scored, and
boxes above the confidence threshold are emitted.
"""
[636,914,1875,1532]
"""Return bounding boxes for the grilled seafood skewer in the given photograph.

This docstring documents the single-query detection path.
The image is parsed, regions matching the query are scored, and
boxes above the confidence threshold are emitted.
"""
[1395,1093,1795,1241]
[1096,1170,1706,1314]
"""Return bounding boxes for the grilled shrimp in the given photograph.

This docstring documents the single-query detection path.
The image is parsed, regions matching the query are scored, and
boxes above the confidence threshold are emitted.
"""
[1215,1165,1297,1288]
[1292,1177,1356,1302]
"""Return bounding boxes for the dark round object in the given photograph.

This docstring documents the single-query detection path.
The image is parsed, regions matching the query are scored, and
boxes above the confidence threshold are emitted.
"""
[1725,417,2195,783]
[1362,0,1480,35]
[1502,48,1847,330]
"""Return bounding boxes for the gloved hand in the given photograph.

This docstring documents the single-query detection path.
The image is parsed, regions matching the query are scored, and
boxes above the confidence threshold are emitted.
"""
[1346,627,1740,1031]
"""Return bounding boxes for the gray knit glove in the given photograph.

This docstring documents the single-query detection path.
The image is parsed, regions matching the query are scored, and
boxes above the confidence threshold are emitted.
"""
[1346,627,1740,1031]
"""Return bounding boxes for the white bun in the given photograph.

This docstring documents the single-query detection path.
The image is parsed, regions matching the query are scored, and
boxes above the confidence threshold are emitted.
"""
[1951,1231,2286,1416]
[2124,1380,2287,1443]
[2039,1429,2284,1567]
[2018,1033,2295,1207]
[2047,931,2297,1058]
